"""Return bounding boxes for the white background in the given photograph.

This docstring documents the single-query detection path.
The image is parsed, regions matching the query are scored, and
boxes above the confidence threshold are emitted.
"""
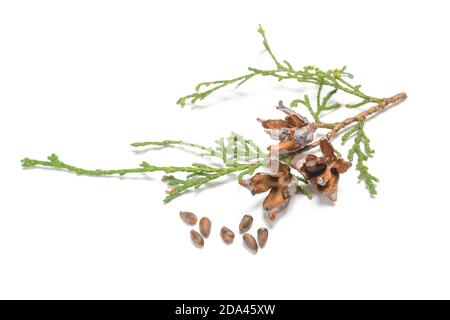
[1,0,449,299]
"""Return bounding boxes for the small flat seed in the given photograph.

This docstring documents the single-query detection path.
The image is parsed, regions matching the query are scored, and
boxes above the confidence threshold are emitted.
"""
[243,233,258,254]
[199,217,212,238]
[257,228,269,247]
[190,230,204,248]
[220,226,235,244]
[180,211,197,225]
[239,214,253,233]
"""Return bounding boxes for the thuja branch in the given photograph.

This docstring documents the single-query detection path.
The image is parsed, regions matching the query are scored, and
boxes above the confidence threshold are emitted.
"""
[280,91,406,196]
[21,25,407,205]
[21,154,244,177]
[289,92,407,196]
[307,92,407,149]
[21,133,275,203]
[21,154,263,203]
[177,24,381,111]
[326,92,407,141]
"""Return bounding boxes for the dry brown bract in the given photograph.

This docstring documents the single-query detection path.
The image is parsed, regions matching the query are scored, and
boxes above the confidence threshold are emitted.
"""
[258,101,317,155]
[292,138,351,201]
[239,160,297,220]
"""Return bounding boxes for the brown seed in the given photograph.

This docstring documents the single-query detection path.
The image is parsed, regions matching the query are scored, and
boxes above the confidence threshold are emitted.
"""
[243,233,258,254]
[239,214,253,233]
[190,230,204,248]
[179,211,197,225]
[257,228,269,247]
[199,217,211,238]
[220,226,235,244]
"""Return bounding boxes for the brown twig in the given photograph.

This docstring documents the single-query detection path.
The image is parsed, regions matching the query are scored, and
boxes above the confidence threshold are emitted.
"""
[308,92,407,148]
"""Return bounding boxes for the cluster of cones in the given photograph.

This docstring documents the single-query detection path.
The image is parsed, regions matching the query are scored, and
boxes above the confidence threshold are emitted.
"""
[239,101,352,220]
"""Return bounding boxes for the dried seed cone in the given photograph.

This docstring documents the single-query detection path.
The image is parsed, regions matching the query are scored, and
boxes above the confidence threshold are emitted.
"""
[257,228,269,247]
[220,226,235,244]
[199,217,211,238]
[190,230,204,248]
[239,214,253,234]
[239,161,297,220]
[243,233,258,254]
[180,211,197,225]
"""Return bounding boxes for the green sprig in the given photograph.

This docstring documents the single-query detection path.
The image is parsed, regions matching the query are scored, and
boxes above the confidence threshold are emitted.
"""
[22,133,268,203]
[132,132,267,165]
[343,120,379,196]
[177,25,381,109]
[130,140,215,155]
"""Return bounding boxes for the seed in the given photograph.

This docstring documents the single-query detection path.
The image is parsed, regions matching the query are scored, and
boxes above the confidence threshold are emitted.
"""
[190,230,204,248]
[179,211,197,225]
[220,226,235,244]
[239,214,253,233]
[243,233,258,254]
[257,228,269,247]
[199,217,211,238]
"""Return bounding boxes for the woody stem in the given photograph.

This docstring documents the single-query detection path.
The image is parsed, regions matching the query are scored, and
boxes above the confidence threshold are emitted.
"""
[310,92,407,148]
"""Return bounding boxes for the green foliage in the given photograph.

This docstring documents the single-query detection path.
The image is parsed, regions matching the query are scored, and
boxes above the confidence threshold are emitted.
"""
[294,175,312,199]
[177,25,381,110]
[159,163,257,203]
[131,140,215,155]
[175,25,387,197]
[297,185,313,200]
[131,132,267,165]
[22,133,269,203]
[23,26,395,202]
[342,120,379,196]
